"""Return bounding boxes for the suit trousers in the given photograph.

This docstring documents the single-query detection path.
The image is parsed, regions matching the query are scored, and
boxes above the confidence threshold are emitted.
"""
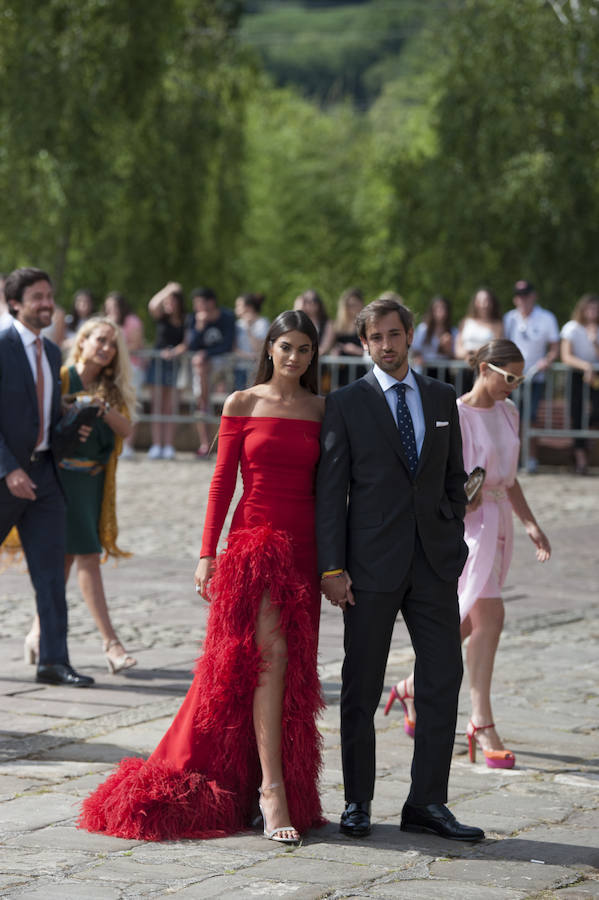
[341,536,463,806]
[0,455,69,666]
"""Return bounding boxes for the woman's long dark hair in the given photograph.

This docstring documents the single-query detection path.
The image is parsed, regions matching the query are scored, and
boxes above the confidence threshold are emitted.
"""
[254,310,319,394]
[424,295,452,343]
[466,287,501,322]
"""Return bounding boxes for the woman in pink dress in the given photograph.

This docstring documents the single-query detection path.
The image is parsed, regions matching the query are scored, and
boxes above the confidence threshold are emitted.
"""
[385,340,551,768]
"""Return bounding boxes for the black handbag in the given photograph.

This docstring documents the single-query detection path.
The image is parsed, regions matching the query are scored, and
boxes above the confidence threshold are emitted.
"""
[53,398,101,459]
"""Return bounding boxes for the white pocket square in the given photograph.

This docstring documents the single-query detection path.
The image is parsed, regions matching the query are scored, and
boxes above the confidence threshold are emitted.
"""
[435,421,449,427]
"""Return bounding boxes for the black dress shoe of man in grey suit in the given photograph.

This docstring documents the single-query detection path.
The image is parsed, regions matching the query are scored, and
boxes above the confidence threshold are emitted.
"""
[36,664,95,687]
[401,802,484,842]
[340,801,371,837]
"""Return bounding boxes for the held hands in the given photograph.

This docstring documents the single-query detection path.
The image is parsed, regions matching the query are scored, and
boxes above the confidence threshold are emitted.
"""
[194,556,216,601]
[6,468,37,500]
[321,571,355,611]
[526,523,551,562]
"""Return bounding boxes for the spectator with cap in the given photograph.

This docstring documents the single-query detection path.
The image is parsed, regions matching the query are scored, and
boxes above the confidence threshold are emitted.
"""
[503,280,559,473]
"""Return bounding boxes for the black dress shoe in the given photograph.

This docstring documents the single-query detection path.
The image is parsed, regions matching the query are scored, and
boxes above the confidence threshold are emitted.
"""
[340,800,371,837]
[400,802,484,842]
[36,664,95,687]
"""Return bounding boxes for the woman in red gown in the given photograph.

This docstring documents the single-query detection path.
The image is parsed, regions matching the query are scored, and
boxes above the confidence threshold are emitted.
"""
[79,310,326,843]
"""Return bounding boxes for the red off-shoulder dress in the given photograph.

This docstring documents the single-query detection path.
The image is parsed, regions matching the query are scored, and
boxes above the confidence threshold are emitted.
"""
[79,416,325,840]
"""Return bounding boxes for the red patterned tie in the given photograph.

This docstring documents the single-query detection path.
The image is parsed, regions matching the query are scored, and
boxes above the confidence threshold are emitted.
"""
[35,337,45,447]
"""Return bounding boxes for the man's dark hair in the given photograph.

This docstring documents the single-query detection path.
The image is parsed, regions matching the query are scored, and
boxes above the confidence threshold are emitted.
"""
[356,297,413,341]
[4,267,52,313]
[190,287,217,304]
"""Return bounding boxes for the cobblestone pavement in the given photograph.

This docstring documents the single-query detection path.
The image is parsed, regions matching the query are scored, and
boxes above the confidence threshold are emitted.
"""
[1,458,598,899]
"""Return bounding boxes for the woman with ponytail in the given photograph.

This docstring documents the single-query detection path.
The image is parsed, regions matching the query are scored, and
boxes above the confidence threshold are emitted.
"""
[386,340,551,770]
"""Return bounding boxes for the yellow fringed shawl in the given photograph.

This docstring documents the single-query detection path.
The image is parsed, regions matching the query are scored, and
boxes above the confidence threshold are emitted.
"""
[0,525,25,572]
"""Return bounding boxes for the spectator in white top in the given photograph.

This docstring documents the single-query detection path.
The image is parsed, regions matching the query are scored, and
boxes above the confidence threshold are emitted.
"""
[233,293,270,390]
[455,287,503,393]
[560,293,599,475]
[503,280,559,473]
[0,274,13,332]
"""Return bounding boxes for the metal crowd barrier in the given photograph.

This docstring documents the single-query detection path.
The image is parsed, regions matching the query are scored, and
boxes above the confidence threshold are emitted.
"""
[409,359,599,468]
[133,350,599,461]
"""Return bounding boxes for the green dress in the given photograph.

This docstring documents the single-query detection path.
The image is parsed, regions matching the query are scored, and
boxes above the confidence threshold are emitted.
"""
[59,367,115,555]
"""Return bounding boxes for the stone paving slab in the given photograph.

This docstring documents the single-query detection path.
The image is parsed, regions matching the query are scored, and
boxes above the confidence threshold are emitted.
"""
[428,857,580,892]
[0,465,598,898]
[369,881,527,899]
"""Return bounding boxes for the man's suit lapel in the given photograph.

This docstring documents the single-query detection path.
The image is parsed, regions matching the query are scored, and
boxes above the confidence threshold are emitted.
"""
[361,370,413,476]
[414,372,436,474]
[8,325,38,412]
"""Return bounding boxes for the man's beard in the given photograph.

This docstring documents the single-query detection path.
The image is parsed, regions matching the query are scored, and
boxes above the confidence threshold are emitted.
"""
[376,349,409,374]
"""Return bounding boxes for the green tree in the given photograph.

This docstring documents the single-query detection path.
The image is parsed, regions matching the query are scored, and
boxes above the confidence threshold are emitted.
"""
[0,0,249,310]
[380,0,599,320]
[238,79,372,314]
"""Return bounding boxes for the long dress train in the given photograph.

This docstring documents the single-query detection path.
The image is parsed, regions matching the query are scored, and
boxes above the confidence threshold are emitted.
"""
[79,416,325,840]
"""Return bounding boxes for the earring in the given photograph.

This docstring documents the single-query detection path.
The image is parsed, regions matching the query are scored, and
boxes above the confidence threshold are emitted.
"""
[268,355,272,362]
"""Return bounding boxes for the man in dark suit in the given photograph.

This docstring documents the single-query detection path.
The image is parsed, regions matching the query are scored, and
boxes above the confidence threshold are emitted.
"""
[316,296,483,842]
[0,267,93,686]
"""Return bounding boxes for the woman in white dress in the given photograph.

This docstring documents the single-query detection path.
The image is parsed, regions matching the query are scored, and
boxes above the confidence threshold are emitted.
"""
[455,288,503,392]
[560,293,599,474]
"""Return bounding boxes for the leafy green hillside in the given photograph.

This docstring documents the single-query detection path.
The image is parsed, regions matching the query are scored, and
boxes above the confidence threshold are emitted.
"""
[240,0,428,106]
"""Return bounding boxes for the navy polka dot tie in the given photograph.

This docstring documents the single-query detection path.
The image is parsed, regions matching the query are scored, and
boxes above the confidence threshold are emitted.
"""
[393,383,418,475]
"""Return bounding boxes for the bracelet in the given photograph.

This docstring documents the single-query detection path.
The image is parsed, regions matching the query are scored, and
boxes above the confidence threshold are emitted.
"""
[321,569,343,579]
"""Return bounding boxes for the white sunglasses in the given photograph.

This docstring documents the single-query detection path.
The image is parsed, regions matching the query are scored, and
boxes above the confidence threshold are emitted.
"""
[486,362,525,387]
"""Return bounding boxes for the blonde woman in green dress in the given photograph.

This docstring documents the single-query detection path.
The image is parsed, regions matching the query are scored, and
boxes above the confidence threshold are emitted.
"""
[24,317,137,674]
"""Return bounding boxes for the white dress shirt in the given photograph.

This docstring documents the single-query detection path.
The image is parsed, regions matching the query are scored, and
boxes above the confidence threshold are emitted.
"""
[372,364,425,455]
[13,319,53,450]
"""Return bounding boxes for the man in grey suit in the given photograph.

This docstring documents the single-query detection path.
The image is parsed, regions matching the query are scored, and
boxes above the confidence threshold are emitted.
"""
[0,267,93,686]
[316,296,483,841]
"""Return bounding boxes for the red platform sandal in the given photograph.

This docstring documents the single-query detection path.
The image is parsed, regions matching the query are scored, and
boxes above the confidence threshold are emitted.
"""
[466,721,515,769]
[383,679,415,738]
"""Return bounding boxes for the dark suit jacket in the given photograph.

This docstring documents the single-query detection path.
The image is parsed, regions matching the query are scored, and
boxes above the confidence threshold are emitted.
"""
[316,369,468,591]
[0,324,63,483]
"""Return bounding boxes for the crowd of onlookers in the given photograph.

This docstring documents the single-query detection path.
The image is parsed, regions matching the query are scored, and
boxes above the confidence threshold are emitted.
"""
[0,274,597,471]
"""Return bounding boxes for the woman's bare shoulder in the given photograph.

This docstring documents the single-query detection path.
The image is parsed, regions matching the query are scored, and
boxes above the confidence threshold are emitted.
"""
[307,393,326,421]
[222,390,259,417]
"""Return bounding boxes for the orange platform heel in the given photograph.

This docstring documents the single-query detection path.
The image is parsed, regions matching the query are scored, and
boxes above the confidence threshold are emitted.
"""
[466,720,515,769]
[383,679,415,738]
